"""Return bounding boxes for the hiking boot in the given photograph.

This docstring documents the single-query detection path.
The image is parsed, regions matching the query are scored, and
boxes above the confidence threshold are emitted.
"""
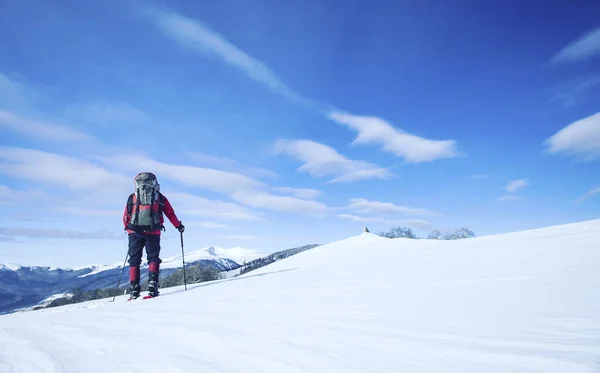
[147,280,159,297]
[147,266,159,297]
[129,282,141,299]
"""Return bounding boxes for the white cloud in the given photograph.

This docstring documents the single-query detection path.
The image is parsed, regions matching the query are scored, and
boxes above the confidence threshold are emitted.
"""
[210,234,260,240]
[244,167,279,179]
[65,102,151,126]
[190,221,234,229]
[545,112,600,161]
[498,195,520,202]
[275,187,322,200]
[231,190,328,216]
[506,179,529,193]
[188,152,278,180]
[0,148,275,223]
[347,198,438,216]
[338,214,433,231]
[551,27,600,64]
[99,153,265,194]
[167,192,264,222]
[0,227,122,240]
[550,75,600,107]
[0,146,130,193]
[575,187,600,203]
[55,207,121,217]
[144,8,461,166]
[0,72,48,112]
[274,139,392,183]
[0,185,47,205]
[328,111,460,163]
[0,109,92,142]
[188,152,239,168]
[151,10,308,106]
[99,153,325,215]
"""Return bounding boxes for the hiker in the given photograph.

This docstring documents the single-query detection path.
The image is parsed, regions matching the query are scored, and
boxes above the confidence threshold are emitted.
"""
[122,172,185,299]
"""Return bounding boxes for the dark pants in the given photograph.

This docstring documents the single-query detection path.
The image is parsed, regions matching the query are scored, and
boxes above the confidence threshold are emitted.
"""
[128,233,162,267]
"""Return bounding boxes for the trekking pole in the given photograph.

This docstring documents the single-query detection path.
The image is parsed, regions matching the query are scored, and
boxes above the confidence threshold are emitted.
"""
[111,252,129,302]
[180,231,187,291]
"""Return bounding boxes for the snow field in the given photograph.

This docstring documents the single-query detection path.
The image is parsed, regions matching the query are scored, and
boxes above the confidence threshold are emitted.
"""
[1,219,599,372]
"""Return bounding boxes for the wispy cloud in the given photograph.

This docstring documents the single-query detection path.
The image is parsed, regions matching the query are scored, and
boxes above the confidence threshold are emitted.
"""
[98,151,330,217]
[0,146,130,194]
[275,187,322,200]
[328,111,460,163]
[99,153,265,194]
[0,109,92,142]
[55,207,121,217]
[0,185,47,205]
[0,227,122,240]
[188,152,239,168]
[550,75,600,107]
[143,7,460,166]
[575,186,600,203]
[188,152,278,180]
[470,174,489,179]
[506,179,529,193]
[210,234,260,240]
[545,112,600,161]
[231,190,328,216]
[167,192,265,222]
[101,152,327,215]
[244,167,279,179]
[498,195,520,202]
[347,198,438,216]
[338,214,433,231]
[65,102,151,126]
[274,139,392,183]
[0,72,49,113]
[190,221,234,229]
[150,10,309,106]
[551,27,600,64]
[0,147,283,223]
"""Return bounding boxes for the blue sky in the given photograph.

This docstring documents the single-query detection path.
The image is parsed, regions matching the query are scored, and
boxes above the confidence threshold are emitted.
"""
[0,0,599,267]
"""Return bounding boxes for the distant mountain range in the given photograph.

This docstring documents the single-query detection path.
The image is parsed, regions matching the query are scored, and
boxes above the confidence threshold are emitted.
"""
[0,246,262,315]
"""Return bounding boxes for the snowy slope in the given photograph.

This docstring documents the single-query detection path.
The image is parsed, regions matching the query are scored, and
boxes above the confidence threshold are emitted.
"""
[1,219,600,372]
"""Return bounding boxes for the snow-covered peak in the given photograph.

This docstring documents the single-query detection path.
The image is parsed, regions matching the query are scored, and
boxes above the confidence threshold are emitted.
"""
[73,246,263,275]
[0,263,23,271]
[77,263,123,278]
[0,263,65,272]
[2,245,263,277]
[71,264,103,271]
[160,246,263,269]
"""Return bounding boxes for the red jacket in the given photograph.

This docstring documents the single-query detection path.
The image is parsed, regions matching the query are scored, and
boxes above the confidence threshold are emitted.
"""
[123,193,180,235]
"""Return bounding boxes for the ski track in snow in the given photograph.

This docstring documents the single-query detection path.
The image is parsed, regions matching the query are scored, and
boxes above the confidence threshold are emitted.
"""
[1,220,600,372]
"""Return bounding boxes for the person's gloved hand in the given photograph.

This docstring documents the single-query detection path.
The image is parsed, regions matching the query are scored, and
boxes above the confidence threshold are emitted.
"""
[177,222,185,233]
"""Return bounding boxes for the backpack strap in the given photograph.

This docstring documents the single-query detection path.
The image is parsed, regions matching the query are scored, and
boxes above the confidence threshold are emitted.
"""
[125,193,136,232]
[158,193,165,231]
[126,193,134,215]
[157,193,165,215]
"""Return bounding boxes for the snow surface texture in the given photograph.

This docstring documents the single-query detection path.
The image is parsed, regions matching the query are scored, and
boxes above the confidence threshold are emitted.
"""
[1,219,600,372]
